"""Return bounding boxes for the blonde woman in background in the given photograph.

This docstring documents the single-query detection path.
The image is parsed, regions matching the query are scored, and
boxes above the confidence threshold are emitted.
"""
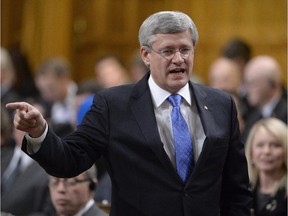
[245,118,287,216]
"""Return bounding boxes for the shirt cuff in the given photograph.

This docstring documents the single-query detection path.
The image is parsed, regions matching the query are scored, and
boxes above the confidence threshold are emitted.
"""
[24,123,48,154]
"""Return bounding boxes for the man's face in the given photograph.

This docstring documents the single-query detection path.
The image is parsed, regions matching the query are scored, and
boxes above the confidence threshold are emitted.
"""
[35,72,69,102]
[49,173,92,215]
[209,58,242,94]
[141,30,194,93]
[244,71,273,107]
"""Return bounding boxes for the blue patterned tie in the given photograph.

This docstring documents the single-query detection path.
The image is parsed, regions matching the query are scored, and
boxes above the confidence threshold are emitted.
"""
[168,94,194,182]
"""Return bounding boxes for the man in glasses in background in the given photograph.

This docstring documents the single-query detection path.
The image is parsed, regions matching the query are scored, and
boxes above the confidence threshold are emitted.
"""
[49,165,108,216]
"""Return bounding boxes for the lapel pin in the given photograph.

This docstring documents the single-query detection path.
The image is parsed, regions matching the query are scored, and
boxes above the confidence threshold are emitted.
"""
[204,105,208,110]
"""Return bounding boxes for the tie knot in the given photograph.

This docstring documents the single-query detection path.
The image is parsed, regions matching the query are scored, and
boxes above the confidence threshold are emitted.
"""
[168,94,182,107]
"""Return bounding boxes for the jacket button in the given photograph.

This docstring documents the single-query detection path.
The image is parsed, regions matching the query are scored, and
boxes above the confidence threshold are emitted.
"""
[183,190,188,197]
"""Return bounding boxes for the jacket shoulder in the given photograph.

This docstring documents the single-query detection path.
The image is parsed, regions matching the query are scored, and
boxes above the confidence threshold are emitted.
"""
[191,82,233,102]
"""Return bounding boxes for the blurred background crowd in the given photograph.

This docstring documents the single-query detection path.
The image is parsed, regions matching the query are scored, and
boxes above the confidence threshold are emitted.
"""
[1,0,287,215]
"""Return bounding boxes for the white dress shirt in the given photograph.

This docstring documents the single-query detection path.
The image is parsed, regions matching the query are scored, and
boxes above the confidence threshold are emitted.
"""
[261,96,280,118]
[3,147,33,179]
[75,199,95,216]
[148,76,206,167]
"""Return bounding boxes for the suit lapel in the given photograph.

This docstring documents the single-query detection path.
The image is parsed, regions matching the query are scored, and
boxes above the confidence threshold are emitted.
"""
[130,77,223,184]
[184,83,218,185]
[130,74,176,173]
[190,82,218,138]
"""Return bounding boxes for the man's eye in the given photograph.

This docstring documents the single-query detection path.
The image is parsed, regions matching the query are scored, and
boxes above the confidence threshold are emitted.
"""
[161,50,174,56]
[180,48,190,54]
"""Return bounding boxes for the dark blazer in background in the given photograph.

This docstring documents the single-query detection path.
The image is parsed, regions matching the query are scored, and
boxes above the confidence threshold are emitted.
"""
[252,185,287,216]
[94,171,112,204]
[1,147,54,215]
[241,95,287,143]
[23,73,252,216]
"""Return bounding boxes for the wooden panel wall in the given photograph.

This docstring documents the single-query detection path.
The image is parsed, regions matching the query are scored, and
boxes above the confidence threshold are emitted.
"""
[2,0,287,84]
[21,0,73,69]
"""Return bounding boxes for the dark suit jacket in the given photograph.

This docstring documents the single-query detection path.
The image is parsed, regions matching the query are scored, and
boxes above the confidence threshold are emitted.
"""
[23,73,252,216]
[252,186,287,216]
[241,95,287,143]
[1,147,54,215]
[94,172,112,204]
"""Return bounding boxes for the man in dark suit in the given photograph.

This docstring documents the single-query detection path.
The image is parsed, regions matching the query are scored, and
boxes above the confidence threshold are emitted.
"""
[6,11,252,216]
[1,129,54,215]
[241,55,287,143]
[49,165,108,216]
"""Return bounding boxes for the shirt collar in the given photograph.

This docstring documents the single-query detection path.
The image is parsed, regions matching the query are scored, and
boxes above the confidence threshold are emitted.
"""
[261,96,280,118]
[75,199,95,216]
[148,75,192,108]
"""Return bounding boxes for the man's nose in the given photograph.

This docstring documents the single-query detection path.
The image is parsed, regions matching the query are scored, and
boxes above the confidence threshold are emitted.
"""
[172,51,184,62]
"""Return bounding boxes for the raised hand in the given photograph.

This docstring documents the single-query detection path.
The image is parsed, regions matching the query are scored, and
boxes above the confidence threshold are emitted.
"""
[6,102,47,138]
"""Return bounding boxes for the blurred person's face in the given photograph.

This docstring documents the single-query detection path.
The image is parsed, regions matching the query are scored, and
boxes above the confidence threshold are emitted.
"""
[244,73,273,107]
[209,59,242,94]
[95,58,127,88]
[49,173,92,215]
[141,30,194,94]
[251,127,285,175]
[0,66,14,86]
[35,72,69,102]
[243,57,279,107]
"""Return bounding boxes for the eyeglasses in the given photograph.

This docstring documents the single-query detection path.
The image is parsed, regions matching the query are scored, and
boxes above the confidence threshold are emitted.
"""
[49,178,90,188]
[145,46,194,61]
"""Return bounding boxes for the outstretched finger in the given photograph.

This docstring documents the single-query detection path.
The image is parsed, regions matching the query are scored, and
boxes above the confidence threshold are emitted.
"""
[6,102,28,112]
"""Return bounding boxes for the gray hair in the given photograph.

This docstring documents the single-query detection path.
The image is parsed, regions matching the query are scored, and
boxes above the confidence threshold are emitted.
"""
[36,57,71,78]
[138,11,199,47]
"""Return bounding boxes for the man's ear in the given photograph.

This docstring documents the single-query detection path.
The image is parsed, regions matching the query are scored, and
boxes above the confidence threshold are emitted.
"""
[140,47,150,68]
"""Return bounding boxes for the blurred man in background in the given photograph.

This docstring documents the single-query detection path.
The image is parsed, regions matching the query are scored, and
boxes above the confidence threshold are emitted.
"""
[49,165,108,216]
